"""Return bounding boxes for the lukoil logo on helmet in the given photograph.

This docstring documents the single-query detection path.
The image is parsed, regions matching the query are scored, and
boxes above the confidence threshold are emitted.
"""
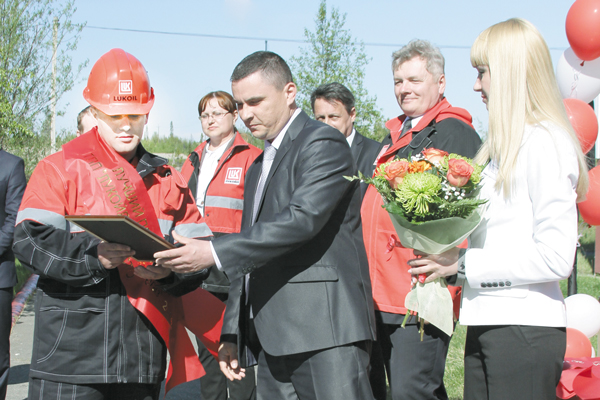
[119,80,133,94]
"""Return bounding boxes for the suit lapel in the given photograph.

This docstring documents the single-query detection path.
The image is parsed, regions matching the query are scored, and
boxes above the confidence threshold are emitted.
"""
[351,132,362,163]
[244,156,262,227]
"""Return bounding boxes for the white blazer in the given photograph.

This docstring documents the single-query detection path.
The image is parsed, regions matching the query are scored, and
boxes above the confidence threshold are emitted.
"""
[460,122,580,327]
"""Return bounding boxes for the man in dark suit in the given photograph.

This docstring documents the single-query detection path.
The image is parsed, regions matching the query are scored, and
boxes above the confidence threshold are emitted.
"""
[155,51,376,400]
[310,82,380,198]
[0,149,26,400]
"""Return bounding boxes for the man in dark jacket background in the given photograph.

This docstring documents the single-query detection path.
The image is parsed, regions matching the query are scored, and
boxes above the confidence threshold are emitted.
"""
[0,149,25,400]
[311,82,380,198]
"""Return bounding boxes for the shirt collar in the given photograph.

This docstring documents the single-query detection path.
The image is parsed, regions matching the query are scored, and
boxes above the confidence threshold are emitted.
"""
[346,128,356,147]
[404,115,424,130]
[206,135,234,159]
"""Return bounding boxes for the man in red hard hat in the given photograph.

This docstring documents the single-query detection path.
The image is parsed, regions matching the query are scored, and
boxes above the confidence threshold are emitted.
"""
[13,48,224,400]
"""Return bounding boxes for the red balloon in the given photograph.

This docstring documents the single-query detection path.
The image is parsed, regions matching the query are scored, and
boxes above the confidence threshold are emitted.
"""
[564,98,598,154]
[566,0,600,61]
[565,327,593,358]
[578,166,600,225]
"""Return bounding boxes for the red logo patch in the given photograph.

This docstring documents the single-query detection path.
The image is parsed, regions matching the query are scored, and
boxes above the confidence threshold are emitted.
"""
[224,168,242,185]
[119,80,132,94]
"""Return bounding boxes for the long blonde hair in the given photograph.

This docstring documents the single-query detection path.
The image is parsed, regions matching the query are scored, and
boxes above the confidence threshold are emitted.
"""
[471,18,588,200]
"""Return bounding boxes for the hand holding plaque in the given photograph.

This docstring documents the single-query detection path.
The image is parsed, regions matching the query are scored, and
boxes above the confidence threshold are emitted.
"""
[66,215,174,262]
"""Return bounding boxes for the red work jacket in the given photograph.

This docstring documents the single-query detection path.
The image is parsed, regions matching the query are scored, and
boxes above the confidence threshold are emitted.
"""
[362,99,474,316]
[181,132,261,235]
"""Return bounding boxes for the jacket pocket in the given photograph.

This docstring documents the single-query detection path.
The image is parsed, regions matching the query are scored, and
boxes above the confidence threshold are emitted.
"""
[33,293,107,376]
[288,265,338,283]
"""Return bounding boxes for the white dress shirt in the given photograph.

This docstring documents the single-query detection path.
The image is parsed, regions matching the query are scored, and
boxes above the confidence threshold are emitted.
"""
[408,115,423,129]
[195,136,233,216]
[460,122,579,327]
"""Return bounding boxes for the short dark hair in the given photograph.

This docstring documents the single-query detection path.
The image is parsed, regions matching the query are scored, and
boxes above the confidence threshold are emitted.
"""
[310,82,356,114]
[77,105,92,133]
[230,51,293,89]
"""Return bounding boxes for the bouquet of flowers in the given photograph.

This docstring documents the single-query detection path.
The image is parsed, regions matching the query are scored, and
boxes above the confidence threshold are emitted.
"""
[347,148,487,337]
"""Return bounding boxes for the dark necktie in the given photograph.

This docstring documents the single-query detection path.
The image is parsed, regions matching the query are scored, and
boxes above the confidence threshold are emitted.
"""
[400,118,412,137]
[252,145,277,222]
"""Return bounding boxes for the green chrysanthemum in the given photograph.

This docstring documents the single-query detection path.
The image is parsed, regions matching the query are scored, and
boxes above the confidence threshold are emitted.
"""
[395,173,442,216]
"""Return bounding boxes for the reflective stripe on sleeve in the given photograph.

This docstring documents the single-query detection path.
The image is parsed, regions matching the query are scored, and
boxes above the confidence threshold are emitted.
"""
[158,219,174,238]
[16,208,69,231]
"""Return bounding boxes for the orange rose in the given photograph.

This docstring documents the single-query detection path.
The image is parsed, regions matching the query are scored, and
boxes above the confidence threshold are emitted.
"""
[385,160,410,189]
[422,148,448,164]
[408,160,432,174]
[447,158,474,187]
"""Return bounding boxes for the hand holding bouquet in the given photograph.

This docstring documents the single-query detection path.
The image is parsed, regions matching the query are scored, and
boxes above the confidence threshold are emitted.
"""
[360,148,486,251]
[347,148,487,337]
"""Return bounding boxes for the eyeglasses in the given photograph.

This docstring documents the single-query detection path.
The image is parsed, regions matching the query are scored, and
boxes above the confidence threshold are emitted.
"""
[199,111,230,121]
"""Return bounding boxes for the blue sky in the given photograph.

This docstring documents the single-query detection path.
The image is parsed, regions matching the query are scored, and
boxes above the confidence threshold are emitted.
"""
[56,0,574,141]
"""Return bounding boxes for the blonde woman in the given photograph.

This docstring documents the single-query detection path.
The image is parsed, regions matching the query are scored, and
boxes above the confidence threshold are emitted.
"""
[407,18,588,399]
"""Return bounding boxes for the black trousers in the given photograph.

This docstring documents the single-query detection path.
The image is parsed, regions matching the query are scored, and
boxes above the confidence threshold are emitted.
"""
[256,341,374,400]
[0,288,11,400]
[374,312,450,400]
[464,325,566,400]
[28,379,160,400]
[368,312,388,400]
[196,291,256,400]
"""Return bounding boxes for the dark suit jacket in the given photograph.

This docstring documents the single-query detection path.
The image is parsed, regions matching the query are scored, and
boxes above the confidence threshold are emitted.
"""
[0,150,26,288]
[214,110,376,359]
[351,131,380,198]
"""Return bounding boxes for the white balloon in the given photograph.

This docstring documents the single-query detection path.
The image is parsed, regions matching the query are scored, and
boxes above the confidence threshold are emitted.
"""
[557,47,600,103]
[565,294,600,338]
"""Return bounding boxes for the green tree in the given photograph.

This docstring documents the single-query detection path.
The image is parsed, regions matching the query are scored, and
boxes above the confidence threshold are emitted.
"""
[290,0,386,140]
[142,131,199,170]
[0,0,86,175]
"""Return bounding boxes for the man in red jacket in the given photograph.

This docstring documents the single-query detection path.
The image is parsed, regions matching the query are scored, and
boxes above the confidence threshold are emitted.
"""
[363,40,482,400]
[13,49,222,400]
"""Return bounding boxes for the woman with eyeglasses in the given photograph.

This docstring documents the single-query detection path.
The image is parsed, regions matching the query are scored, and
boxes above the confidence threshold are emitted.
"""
[180,90,260,400]
[406,18,588,399]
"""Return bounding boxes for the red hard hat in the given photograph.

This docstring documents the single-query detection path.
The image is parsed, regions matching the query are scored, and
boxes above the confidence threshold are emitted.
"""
[83,48,155,116]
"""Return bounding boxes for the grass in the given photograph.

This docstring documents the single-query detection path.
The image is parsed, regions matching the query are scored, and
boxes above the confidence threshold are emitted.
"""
[443,223,600,400]
[445,324,467,400]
